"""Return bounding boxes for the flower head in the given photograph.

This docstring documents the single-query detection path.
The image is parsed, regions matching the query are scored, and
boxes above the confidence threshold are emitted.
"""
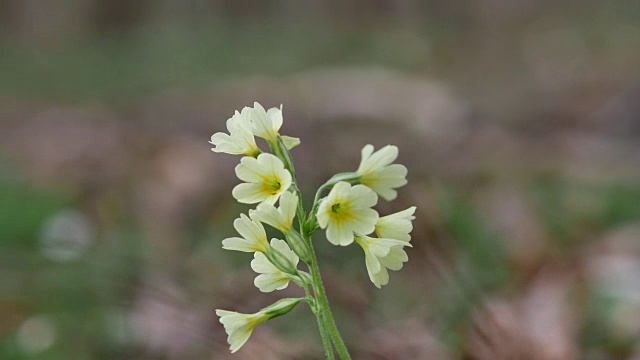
[216,298,303,353]
[250,102,283,144]
[317,181,379,246]
[355,234,411,288]
[222,214,269,253]
[249,191,298,233]
[210,108,260,157]
[375,206,416,242]
[251,238,299,292]
[356,144,408,201]
[232,153,292,205]
[216,310,267,353]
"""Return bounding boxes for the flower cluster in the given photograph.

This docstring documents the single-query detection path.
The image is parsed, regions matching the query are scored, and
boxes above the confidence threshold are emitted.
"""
[316,146,415,288]
[211,102,416,355]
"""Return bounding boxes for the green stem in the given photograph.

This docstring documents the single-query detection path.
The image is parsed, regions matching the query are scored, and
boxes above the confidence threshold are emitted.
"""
[308,249,352,359]
[274,136,350,359]
[311,182,331,217]
[294,184,306,230]
[317,310,335,360]
[303,282,335,359]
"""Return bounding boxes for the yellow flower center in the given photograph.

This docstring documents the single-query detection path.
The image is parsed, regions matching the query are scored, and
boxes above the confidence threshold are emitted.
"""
[331,203,342,214]
[248,147,261,158]
[270,180,282,194]
[328,199,352,223]
[261,176,282,196]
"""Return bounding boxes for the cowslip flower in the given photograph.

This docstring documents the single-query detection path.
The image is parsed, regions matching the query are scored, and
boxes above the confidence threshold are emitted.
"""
[216,310,266,353]
[232,153,292,205]
[251,238,299,292]
[354,234,411,288]
[317,181,379,246]
[210,108,261,157]
[356,144,408,201]
[249,191,298,233]
[250,102,282,144]
[216,298,303,353]
[375,206,416,242]
[249,102,300,148]
[222,214,269,253]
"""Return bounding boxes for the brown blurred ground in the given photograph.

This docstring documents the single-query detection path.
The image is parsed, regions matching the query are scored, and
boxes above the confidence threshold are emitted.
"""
[2,1,640,359]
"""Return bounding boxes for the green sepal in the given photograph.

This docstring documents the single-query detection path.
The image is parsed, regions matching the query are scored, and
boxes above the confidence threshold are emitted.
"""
[262,298,305,319]
[275,136,296,176]
[265,246,298,276]
[292,271,312,287]
[281,136,301,150]
[326,172,360,186]
[285,230,312,264]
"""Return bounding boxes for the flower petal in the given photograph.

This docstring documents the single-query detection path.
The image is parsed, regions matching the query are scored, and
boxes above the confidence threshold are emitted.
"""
[232,183,266,204]
[221,237,256,252]
[270,238,299,266]
[379,246,408,271]
[232,214,267,250]
[370,266,389,288]
[235,156,266,183]
[355,144,407,201]
[345,208,379,235]
[348,184,379,208]
[267,105,283,133]
[357,144,398,174]
[376,206,416,242]
[254,273,290,292]
[364,248,382,274]
[209,108,259,156]
[281,135,300,150]
[251,251,277,273]
[326,221,353,246]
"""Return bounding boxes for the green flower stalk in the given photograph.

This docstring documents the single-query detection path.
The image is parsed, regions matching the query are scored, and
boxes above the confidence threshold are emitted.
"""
[211,102,416,359]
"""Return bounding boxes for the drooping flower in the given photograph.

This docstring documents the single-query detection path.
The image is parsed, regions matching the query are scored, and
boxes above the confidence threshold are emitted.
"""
[216,298,303,353]
[232,153,292,205]
[250,102,283,144]
[209,108,260,157]
[317,181,379,246]
[222,214,269,253]
[356,144,408,201]
[354,234,411,288]
[375,206,416,242]
[215,310,266,353]
[249,102,300,148]
[251,238,299,292]
[249,191,298,233]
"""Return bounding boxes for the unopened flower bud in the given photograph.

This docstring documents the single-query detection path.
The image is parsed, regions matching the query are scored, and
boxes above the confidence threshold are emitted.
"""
[285,230,312,263]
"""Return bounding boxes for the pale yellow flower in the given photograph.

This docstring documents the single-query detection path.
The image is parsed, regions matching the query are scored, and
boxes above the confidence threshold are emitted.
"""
[249,191,298,233]
[251,238,299,292]
[232,153,292,205]
[356,144,408,201]
[249,102,300,148]
[215,310,266,353]
[250,102,283,144]
[355,234,411,288]
[209,108,260,157]
[317,181,379,246]
[221,214,269,253]
[216,298,303,353]
[375,206,416,242]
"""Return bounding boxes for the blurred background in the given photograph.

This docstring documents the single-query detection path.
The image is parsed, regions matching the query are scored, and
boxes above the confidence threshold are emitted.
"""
[2,1,640,359]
